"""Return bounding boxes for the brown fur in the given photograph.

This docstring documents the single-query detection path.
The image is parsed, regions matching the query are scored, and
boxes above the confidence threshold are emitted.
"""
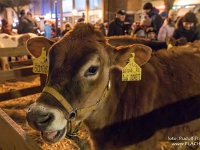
[26,24,200,150]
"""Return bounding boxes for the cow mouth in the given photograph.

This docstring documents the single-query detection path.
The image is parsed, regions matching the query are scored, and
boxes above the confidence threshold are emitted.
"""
[41,128,66,142]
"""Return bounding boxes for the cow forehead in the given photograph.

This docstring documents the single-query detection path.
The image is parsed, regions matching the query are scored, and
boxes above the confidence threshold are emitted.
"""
[47,37,107,82]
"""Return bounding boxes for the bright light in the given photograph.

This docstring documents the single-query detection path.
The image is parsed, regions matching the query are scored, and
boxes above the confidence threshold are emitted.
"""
[185,5,190,8]
[52,14,55,18]
[98,12,102,18]
[72,9,77,15]
[45,13,51,19]
[63,17,66,21]
[35,17,40,21]
[177,0,189,6]
[12,23,16,27]
[172,6,181,9]
[155,5,166,10]
[13,18,18,23]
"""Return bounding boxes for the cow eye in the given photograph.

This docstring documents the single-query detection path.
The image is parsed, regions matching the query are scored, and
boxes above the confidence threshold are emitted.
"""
[85,66,99,76]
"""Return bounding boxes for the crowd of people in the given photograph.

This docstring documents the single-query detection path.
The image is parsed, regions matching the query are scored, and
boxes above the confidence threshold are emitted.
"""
[101,2,200,43]
[1,3,200,44]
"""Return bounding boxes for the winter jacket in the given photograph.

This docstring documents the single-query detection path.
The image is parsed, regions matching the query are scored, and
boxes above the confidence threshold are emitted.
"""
[17,16,34,34]
[1,24,12,35]
[158,19,175,41]
[61,29,71,37]
[44,24,52,38]
[108,18,127,36]
[147,8,163,34]
[173,26,200,42]
[173,16,200,42]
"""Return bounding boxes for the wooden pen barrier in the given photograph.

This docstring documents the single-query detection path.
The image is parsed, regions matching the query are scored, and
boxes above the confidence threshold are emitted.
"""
[0,46,46,101]
[0,46,46,149]
[0,108,42,150]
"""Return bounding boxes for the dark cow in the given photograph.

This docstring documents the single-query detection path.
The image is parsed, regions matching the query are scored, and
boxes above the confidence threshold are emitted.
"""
[107,36,167,51]
[26,23,200,150]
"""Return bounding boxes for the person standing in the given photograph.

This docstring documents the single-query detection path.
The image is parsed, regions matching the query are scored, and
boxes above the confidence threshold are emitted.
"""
[173,12,200,42]
[158,9,178,41]
[0,18,12,35]
[61,22,73,37]
[99,20,109,36]
[44,20,52,38]
[26,11,39,34]
[17,10,34,34]
[131,16,151,38]
[143,2,163,34]
[107,9,127,36]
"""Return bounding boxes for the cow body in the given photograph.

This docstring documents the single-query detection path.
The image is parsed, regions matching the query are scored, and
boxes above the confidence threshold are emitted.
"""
[0,33,37,70]
[26,23,200,150]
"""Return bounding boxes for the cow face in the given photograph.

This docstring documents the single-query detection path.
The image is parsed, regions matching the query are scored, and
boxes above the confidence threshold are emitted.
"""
[26,23,152,143]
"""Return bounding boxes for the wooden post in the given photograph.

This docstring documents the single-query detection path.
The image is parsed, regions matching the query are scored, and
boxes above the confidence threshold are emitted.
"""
[0,108,42,150]
[72,0,75,25]
[60,0,63,31]
[85,0,89,23]
[55,0,58,36]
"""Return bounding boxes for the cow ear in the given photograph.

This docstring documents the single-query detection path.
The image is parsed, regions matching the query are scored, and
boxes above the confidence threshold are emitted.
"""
[26,37,55,58]
[114,44,152,67]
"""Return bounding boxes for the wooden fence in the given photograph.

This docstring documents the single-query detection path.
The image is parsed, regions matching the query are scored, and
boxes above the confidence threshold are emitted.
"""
[0,46,46,101]
[0,46,45,149]
[0,108,42,150]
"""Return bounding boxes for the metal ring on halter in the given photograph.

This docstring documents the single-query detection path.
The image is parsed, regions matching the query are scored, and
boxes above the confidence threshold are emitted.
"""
[68,108,77,120]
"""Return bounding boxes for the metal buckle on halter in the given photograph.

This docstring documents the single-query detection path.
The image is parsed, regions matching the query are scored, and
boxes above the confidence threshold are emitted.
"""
[68,108,77,120]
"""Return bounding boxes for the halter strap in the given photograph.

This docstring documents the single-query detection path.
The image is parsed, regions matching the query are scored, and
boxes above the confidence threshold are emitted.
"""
[42,80,110,120]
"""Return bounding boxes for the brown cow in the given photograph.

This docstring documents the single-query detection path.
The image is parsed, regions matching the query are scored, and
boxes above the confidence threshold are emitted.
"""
[26,23,200,150]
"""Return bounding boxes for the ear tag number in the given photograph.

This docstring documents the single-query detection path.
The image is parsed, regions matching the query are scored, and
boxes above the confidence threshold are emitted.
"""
[122,53,142,81]
[33,47,48,74]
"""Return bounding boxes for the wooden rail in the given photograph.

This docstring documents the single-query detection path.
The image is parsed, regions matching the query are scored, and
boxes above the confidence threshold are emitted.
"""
[0,108,42,150]
[0,46,47,101]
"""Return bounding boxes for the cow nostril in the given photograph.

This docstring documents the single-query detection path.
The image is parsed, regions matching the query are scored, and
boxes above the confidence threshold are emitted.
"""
[38,114,53,126]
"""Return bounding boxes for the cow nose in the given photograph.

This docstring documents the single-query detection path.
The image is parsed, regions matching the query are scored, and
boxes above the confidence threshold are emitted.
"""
[26,105,54,131]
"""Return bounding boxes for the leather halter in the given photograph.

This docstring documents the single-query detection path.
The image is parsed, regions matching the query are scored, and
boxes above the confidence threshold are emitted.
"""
[42,80,111,149]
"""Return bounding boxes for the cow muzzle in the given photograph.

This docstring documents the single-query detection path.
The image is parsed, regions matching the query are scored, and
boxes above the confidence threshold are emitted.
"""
[26,103,67,143]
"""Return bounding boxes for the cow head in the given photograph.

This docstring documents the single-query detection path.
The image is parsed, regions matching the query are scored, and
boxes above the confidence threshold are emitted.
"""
[26,23,152,143]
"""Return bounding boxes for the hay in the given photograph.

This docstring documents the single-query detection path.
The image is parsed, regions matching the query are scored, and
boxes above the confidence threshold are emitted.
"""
[0,75,199,150]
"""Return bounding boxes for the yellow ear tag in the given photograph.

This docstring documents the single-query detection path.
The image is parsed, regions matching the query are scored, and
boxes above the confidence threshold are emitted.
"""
[122,53,142,81]
[33,47,48,74]
[167,43,173,50]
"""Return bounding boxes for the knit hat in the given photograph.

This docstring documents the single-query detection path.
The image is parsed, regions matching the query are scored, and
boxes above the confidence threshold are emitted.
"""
[182,12,197,23]
[143,2,153,10]
[168,9,177,17]
[140,17,151,27]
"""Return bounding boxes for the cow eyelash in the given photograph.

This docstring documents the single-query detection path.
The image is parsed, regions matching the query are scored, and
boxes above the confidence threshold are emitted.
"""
[85,66,99,77]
